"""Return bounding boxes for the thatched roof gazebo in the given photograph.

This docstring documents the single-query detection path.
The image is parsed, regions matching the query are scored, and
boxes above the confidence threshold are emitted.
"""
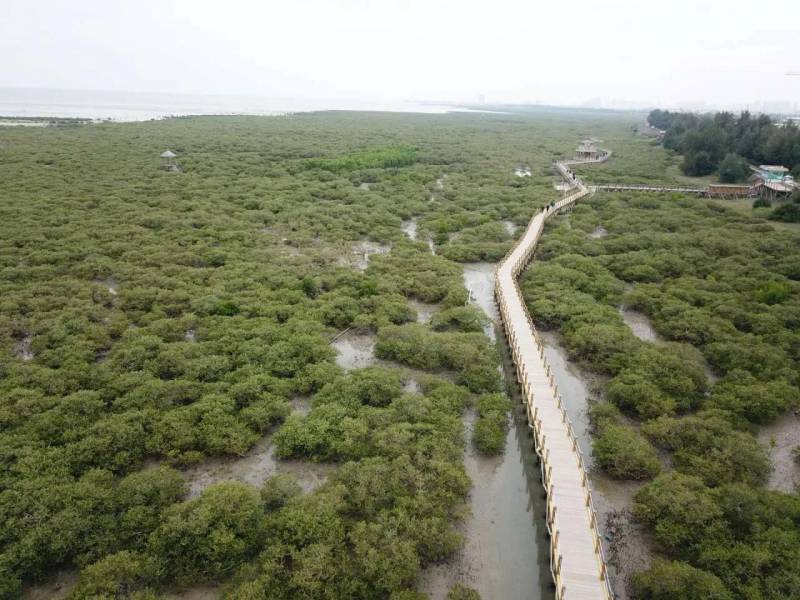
[575,140,600,160]
[160,149,179,171]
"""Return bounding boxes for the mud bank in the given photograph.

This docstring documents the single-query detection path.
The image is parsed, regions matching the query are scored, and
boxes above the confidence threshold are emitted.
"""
[589,225,608,238]
[338,241,390,270]
[182,434,335,499]
[165,586,222,600]
[462,262,499,340]
[402,217,418,241]
[408,299,440,324]
[332,331,379,371]
[14,334,34,361]
[22,571,77,600]
[758,413,800,494]
[618,307,659,342]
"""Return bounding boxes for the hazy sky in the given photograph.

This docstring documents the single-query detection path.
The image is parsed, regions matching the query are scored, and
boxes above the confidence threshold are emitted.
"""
[3,0,800,109]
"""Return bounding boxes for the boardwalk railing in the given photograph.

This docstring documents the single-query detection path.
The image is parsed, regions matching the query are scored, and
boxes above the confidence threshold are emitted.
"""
[495,158,612,600]
[559,149,613,167]
[593,183,705,194]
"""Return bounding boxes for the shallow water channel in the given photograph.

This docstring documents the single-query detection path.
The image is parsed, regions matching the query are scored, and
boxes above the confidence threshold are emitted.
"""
[419,263,552,599]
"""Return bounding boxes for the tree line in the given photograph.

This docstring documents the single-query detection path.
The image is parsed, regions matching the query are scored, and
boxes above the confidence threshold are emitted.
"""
[648,109,800,181]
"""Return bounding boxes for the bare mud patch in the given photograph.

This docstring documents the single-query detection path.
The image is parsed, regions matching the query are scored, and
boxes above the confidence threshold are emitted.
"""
[14,334,34,361]
[462,262,498,340]
[430,175,447,201]
[591,475,651,600]
[165,586,223,600]
[331,331,435,388]
[93,277,118,296]
[408,299,440,324]
[352,241,390,270]
[291,396,311,415]
[182,435,335,499]
[22,571,77,600]
[589,225,608,238]
[758,413,800,493]
[514,166,532,177]
[618,307,659,342]
[402,218,418,241]
[332,331,379,370]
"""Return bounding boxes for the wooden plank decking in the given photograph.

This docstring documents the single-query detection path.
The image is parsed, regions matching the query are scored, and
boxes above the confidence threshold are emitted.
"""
[495,160,612,600]
[593,183,705,194]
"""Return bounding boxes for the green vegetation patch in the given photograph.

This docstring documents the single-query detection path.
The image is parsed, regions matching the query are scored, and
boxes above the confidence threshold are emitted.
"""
[521,188,800,599]
[301,145,417,172]
[3,109,587,596]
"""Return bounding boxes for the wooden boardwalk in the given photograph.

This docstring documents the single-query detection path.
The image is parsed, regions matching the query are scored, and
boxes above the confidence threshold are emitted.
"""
[495,159,612,600]
[593,183,705,194]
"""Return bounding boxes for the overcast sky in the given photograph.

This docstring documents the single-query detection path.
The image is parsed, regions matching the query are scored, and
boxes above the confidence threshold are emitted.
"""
[3,0,799,110]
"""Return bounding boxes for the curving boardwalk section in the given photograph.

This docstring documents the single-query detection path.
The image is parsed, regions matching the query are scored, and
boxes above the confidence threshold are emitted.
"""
[495,160,612,600]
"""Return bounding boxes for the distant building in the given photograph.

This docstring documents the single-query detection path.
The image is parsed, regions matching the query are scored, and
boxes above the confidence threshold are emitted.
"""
[776,116,800,128]
[751,165,796,201]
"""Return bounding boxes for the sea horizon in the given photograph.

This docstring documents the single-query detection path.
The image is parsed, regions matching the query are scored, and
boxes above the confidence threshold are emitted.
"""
[0,87,487,122]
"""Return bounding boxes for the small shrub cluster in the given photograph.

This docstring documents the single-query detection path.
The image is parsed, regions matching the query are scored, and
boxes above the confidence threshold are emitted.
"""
[590,404,660,480]
[472,393,511,454]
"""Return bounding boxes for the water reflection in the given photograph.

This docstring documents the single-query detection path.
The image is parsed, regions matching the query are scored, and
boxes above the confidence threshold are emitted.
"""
[419,392,551,600]
[419,264,551,599]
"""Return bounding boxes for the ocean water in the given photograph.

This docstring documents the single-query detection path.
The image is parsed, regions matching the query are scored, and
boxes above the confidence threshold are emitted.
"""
[0,88,480,122]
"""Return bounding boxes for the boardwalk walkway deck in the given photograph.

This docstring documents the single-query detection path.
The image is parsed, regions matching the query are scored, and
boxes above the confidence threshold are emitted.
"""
[495,158,612,600]
[593,183,705,194]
